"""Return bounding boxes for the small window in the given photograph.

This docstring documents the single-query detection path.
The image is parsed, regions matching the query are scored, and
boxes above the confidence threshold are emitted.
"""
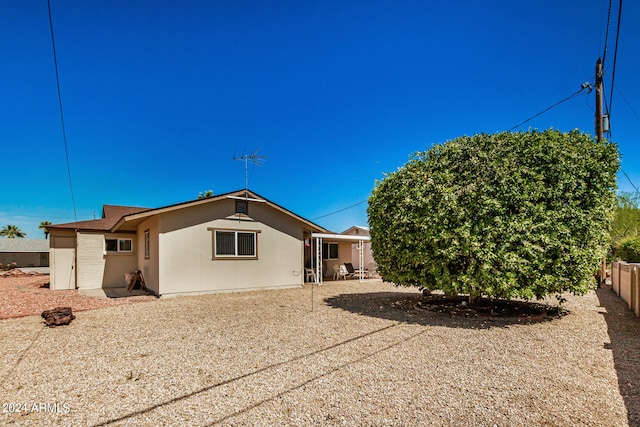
[105,238,133,253]
[119,239,132,252]
[215,231,236,256]
[237,232,255,256]
[105,239,118,252]
[211,229,259,259]
[235,200,248,215]
[322,243,339,260]
[144,230,150,259]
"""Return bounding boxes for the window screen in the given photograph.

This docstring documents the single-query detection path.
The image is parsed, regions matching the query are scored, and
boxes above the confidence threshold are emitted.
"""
[216,231,236,256]
[237,232,255,256]
[119,239,132,252]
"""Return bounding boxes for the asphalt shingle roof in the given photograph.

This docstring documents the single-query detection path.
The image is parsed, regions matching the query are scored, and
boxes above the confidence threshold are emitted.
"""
[47,205,151,231]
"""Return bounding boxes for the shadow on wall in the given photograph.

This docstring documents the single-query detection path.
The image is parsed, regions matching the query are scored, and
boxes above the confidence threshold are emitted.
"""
[596,288,640,427]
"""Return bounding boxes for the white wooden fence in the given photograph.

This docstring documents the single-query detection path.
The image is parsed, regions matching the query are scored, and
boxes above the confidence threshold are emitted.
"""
[611,261,640,317]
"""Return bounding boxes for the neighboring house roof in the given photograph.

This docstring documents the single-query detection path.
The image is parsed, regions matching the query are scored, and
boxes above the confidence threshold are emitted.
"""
[0,238,50,253]
[48,190,328,234]
[47,205,151,231]
[341,225,370,235]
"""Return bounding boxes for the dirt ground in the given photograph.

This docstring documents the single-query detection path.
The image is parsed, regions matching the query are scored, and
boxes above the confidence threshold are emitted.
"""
[0,275,155,320]
[1,278,639,426]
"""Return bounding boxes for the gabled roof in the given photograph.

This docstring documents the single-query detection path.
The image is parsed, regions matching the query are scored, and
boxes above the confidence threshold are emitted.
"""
[48,190,327,234]
[0,238,50,253]
[113,189,328,233]
[47,205,151,231]
[341,225,370,235]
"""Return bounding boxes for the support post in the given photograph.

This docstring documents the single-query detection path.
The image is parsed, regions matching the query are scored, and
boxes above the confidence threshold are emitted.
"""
[315,237,322,285]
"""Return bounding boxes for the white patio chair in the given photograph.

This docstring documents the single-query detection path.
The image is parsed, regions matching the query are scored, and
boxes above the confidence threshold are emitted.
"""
[304,267,316,282]
[333,264,346,280]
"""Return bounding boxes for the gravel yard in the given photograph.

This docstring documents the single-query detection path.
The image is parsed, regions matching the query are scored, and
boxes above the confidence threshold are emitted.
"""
[0,275,155,320]
[1,278,638,426]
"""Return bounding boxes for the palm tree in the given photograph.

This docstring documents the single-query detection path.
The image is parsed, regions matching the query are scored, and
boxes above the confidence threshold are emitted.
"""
[0,225,26,238]
[197,190,213,199]
[39,221,52,239]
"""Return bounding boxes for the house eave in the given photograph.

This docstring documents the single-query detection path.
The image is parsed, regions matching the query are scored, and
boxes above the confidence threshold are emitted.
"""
[311,233,371,242]
[111,189,328,233]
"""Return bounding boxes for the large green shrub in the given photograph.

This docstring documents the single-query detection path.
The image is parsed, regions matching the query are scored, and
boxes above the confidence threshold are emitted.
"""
[368,130,619,302]
[617,237,640,263]
[610,192,640,254]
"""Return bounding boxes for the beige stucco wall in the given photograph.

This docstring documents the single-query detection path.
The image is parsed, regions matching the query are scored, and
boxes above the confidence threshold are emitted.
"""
[349,242,374,269]
[323,241,349,277]
[137,216,160,294]
[153,199,305,296]
[343,228,375,269]
[76,232,138,289]
[49,232,76,290]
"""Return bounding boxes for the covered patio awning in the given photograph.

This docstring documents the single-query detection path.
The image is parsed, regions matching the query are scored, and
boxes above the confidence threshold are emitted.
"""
[310,232,371,283]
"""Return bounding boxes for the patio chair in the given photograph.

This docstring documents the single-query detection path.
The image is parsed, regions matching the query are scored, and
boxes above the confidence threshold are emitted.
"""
[343,263,358,279]
[333,264,346,280]
[304,267,316,283]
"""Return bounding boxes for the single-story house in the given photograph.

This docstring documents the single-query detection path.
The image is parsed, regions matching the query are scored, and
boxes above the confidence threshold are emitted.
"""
[0,238,50,268]
[47,189,330,296]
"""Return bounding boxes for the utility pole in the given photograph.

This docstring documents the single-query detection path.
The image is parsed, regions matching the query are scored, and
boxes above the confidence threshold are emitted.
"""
[595,57,606,287]
[595,58,604,143]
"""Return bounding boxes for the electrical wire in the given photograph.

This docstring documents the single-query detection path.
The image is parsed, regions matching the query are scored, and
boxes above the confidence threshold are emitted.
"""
[608,0,623,119]
[605,126,638,198]
[602,0,614,66]
[48,0,78,224]
[615,86,640,121]
[620,168,640,196]
[506,86,590,132]
[312,200,368,220]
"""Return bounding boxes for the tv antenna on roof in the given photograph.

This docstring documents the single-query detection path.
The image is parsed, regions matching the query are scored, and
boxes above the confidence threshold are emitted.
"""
[233,148,267,193]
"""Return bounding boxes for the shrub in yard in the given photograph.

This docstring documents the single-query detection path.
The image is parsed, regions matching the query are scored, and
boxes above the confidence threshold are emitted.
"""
[617,237,640,263]
[368,130,619,303]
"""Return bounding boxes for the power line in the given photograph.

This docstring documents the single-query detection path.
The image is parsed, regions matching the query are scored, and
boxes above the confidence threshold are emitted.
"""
[48,0,77,224]
[506,85,591,132]
[312,200,368,220]
[615,86,640,121]
[620,168,640,196]
[604,126,638,197]
[601,0,614,66]
[607,0,623,119]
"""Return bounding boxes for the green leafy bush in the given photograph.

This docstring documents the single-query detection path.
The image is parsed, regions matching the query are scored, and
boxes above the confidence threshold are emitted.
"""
[368,130,619,302]
[617,237,640,263]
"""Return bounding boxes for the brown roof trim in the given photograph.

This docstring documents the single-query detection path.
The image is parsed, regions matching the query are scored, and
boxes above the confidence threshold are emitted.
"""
[113,189,328,233]
[47,205,151,231]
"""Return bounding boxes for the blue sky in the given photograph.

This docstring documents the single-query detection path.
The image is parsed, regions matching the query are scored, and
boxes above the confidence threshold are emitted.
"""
[2,0,638,239]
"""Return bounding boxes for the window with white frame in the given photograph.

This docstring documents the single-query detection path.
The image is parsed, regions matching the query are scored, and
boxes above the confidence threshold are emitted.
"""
[105,238,133,253]
[322,242,338,260]
[144,230,150,259]
[210,228,259,259]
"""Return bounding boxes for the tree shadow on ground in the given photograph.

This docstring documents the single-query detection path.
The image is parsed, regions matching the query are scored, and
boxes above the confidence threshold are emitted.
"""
[324,291,567,330]
[596,287,640,426]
